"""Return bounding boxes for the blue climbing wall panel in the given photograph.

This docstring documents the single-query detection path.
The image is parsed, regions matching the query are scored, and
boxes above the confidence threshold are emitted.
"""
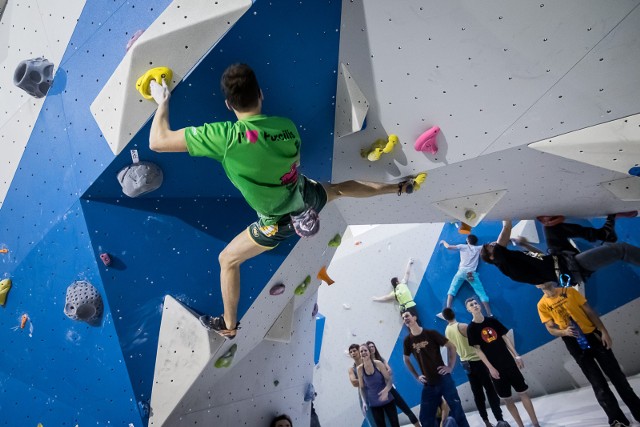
[0,0,341,425]
[386,217,640,410]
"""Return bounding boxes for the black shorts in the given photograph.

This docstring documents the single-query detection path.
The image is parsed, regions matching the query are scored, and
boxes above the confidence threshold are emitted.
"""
[247,176,328,248]
[492,363,528,398]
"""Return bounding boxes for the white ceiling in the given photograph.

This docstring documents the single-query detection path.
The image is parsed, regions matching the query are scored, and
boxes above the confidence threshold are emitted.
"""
[332,0,640,225]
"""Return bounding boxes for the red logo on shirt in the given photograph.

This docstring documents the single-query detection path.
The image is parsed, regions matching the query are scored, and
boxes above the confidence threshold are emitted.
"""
[481,327,498,343]
[246,130,259,143]
[280,162,298,185]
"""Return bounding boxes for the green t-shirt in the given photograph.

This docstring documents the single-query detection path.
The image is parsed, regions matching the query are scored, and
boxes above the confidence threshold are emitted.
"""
[392,282,415,308]
[445,322,481,362]
[185,115,304,226]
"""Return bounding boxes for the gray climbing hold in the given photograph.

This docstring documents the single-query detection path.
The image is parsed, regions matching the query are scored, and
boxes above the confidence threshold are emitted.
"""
[64,280,103,324]
[13,57,55,98]
[117,161,163,198]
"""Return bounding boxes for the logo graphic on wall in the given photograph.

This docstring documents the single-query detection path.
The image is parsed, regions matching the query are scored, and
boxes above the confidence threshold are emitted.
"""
[481,327,498,343]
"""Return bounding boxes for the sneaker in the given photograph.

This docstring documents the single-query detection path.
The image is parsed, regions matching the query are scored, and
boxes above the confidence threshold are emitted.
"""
[495,421,511,427]
[610,421,630,427]
[599,214,618,243]
[199,314,240,339]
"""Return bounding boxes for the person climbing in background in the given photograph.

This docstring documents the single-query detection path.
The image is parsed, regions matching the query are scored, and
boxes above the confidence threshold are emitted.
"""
[270,414,293,427]
[148,63,427,337]
[480,219,640,288]
[534,214,619,255]
[372,259,419,318]
[348,343,377,427]
[401,310,470,427]
[466,298,540,427]
[442,308,506,427]
[536,281,640,427]
[367,341,421,427]
[357,343,401,427]
[439,235,493,318]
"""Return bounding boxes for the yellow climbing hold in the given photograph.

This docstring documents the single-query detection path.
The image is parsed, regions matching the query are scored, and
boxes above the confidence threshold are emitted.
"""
[361,134,399,161]
[412,172,427,192]
[136,67,173,100]
[0,278,11,306]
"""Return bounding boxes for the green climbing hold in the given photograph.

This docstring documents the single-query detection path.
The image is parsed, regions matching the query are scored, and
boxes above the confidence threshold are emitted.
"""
[294,275,312,295]
[215,344,238,368]
[328,234,342,247]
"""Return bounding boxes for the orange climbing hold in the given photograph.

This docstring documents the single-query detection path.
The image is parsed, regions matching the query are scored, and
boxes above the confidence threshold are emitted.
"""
[317,266,335,285]
[458,222,472,235]
[20,313,28,329]
[0,248,8,254]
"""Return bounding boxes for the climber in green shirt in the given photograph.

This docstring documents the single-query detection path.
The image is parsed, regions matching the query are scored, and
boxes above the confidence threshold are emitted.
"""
[372,258,419,318]
[149,63,427,338]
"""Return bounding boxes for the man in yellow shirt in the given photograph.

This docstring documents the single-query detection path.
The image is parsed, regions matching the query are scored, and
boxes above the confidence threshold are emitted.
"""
[442,307,505,427]
[537,281,640,427]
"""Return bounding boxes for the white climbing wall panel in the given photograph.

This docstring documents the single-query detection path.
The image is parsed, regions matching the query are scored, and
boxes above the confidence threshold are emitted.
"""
[0,0,85,208]
[150,296,226,427]
[432,190,507,227]
[601,176,640,202]
[90,0,252,155]
[329,0,640,225]
[510,219,540,244]
[335,63,369,138]
[528,114,640,176]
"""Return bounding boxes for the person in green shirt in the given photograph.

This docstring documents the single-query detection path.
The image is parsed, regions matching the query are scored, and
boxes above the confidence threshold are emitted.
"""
[372,258,419,318]
[148,63,426,337]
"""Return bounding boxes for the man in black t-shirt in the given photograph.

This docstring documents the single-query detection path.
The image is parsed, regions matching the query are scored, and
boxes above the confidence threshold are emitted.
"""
[466,298,539,427]
[402,311,470,427]
[480,219,640,286]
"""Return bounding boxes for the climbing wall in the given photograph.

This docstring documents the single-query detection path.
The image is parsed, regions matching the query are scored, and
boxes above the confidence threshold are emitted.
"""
[331,0,640,225]
[2,0,640,426]
[0,0,341,425]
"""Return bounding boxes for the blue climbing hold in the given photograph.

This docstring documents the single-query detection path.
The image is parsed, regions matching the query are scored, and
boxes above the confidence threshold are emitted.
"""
[628,166,640,177]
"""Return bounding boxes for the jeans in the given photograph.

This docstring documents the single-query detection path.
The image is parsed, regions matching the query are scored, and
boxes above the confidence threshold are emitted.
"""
[563,331,640,424]
[419,374,470,427]
[576,242,640,272]
[544,223,600,254]
[467,360,503,422]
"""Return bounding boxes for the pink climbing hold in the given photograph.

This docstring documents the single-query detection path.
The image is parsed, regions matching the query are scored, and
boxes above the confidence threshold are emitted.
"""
[414,126,440,154]
[100,253,112,266]
[269,283,286,296]
[126,30,145,52]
